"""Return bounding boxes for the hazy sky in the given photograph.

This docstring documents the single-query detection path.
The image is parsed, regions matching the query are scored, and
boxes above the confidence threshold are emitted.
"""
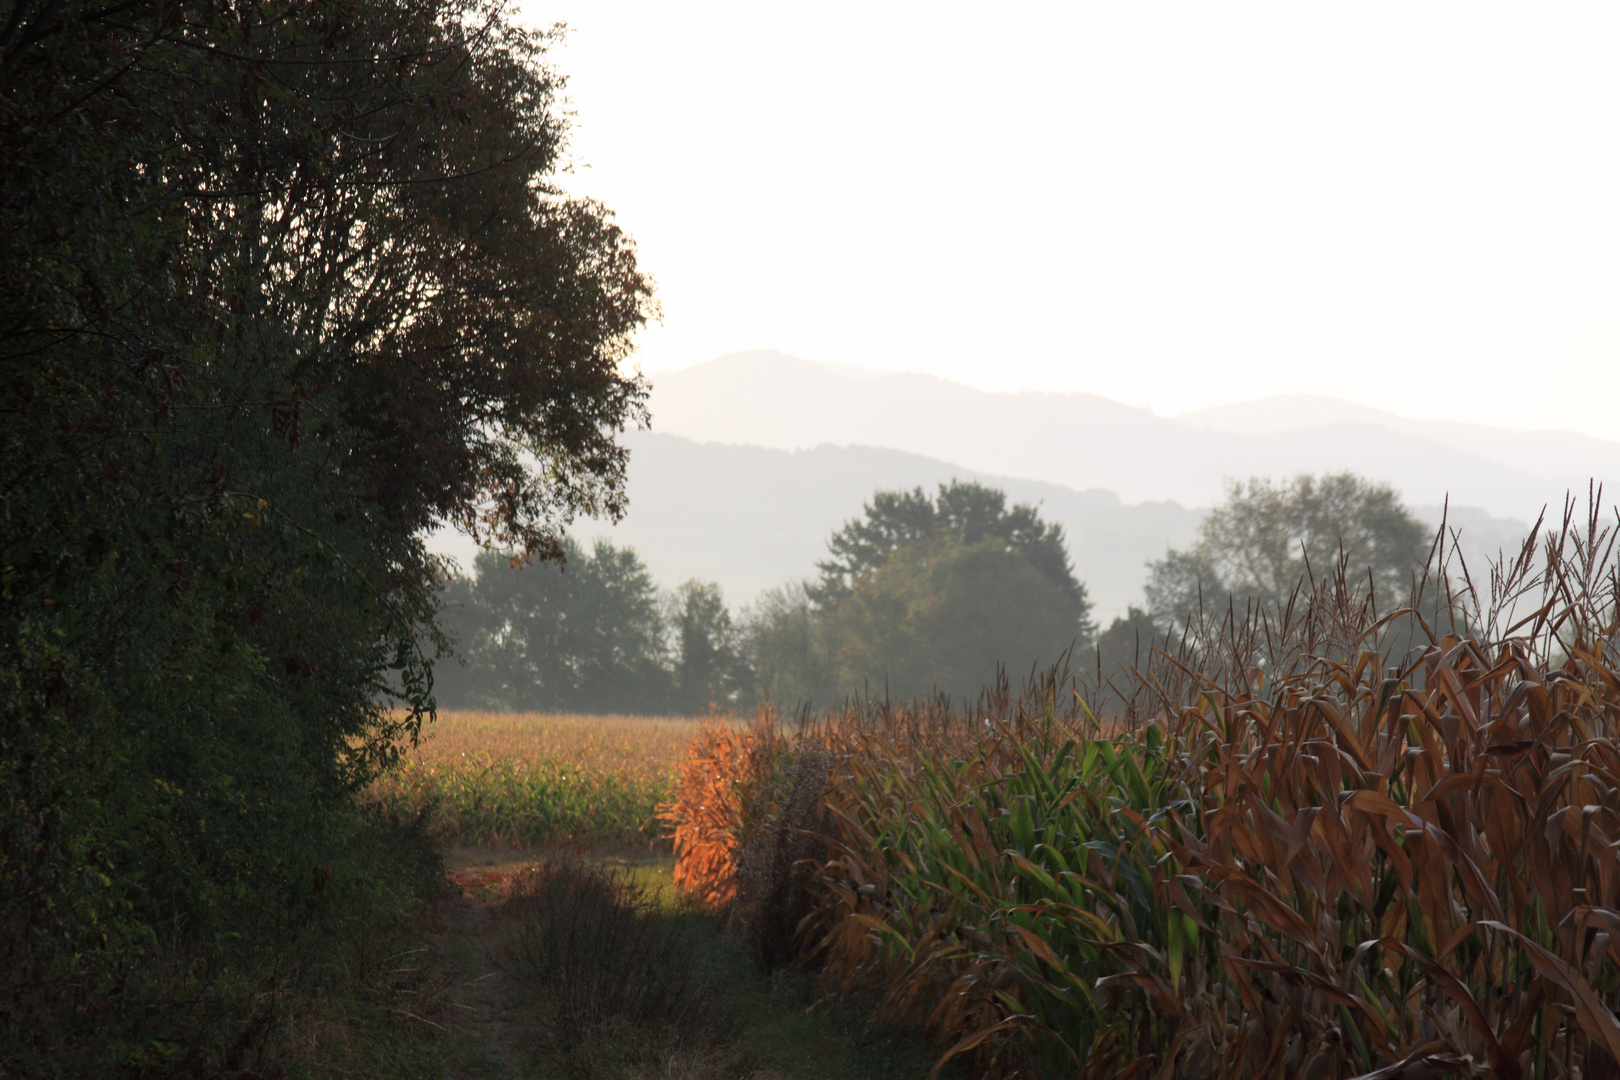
[527,2,1620,440]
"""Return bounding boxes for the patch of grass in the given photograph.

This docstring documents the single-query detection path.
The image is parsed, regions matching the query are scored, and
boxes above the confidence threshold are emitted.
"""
[678,910,972,1080]
[410,711,700,773]
[368,711,699,848]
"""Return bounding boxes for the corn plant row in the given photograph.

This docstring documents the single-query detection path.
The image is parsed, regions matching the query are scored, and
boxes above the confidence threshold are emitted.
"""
[665,498,1620,1078]
[370,754,671,848]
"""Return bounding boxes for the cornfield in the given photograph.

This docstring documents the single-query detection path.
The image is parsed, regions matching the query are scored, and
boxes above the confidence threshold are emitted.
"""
[660,496,1620,1078]
[368,711,696,848]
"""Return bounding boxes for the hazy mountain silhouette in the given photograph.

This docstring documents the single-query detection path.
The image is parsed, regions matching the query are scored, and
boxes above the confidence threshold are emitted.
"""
[1179,394,1620,493]
[645,350,1612,522]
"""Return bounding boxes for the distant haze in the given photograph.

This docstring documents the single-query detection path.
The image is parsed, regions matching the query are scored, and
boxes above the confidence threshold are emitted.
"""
[430,351,1559,621]
[644,351,1611,523]
[579,433,1202,624]
[433,3,1620,617]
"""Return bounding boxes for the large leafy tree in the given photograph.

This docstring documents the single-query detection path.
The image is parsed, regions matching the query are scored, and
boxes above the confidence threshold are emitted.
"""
[440,555,744,715]
[739,583,834,710]
[830,538,1090,701]
[0,0,652,1048]
[1144,473,1431,628]
[796,481,1093,702]
[439,542,670,713]
[810,480,1087,616]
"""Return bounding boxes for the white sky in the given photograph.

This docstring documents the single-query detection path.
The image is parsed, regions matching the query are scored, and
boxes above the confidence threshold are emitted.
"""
[526,1,1620,440]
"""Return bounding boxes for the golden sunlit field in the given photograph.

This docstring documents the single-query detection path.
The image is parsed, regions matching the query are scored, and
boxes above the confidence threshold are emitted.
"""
[366,711,701,849]
[413,710,699,776]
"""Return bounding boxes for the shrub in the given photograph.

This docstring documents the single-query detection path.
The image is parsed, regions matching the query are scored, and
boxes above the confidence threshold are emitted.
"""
[497,858,713,1029]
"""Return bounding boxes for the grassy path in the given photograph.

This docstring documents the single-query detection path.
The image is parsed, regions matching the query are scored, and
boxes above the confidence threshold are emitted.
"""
[433,897,529,1077]
[421,848,955,1080]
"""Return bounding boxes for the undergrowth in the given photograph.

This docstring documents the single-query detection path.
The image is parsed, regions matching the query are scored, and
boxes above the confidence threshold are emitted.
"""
[488,856,965,1080]
[0,807,455,1079]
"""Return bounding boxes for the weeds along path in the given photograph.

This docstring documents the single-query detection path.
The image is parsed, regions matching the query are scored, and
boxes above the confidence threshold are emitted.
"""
[428,847,952,1080]
[430,848,755,1080]
[435,893,528,1077]
[414,854,560,1075]
[373,716,950,1077]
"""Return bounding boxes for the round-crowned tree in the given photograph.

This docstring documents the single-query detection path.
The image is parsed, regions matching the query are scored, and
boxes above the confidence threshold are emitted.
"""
[1145,473,1431,629]
[814,481,1093,701]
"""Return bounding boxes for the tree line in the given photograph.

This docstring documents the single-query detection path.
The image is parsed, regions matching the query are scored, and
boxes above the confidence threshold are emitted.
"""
[436,472,1437,714]
[1097,471,1433,687]
[437,479,1096,711]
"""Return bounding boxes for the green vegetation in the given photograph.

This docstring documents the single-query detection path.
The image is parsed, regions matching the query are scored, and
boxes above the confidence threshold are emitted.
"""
[437,479,1090,713]
[750,479,1096,704]
[372,752,671,850]
[1,0,649,1071]
[670,579,751,714]
[810,478,1088,615]
[827,534,1088,699]
[437,541,675,713]
[364,709,697,852]
[481,856,964,1080]
[436,542,749,714]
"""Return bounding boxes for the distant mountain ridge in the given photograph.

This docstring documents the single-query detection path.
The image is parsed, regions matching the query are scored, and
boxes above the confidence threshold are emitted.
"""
[643,350,1617,523]
[1178,394,1620,491]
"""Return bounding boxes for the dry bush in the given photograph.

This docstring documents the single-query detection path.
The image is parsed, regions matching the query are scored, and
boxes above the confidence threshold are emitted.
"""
[641,1042,777,1080]
[730,734,836,970]
[660,717,769,909]
[497,857,714,1031]
[657,704,828,969]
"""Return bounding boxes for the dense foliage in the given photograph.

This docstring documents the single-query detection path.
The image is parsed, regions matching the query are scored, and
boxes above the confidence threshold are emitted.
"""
[809,479,1087,616]
[739,480,1096,703]
[438,482,1088,713]
[670,578,750,714]
[438,542,672,712]
[434,542,746,713]
[0,0,650,1069]
[826,534,1090,700]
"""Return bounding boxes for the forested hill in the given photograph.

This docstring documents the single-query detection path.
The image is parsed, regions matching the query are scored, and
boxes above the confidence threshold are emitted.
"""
[644,349,1615,523]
